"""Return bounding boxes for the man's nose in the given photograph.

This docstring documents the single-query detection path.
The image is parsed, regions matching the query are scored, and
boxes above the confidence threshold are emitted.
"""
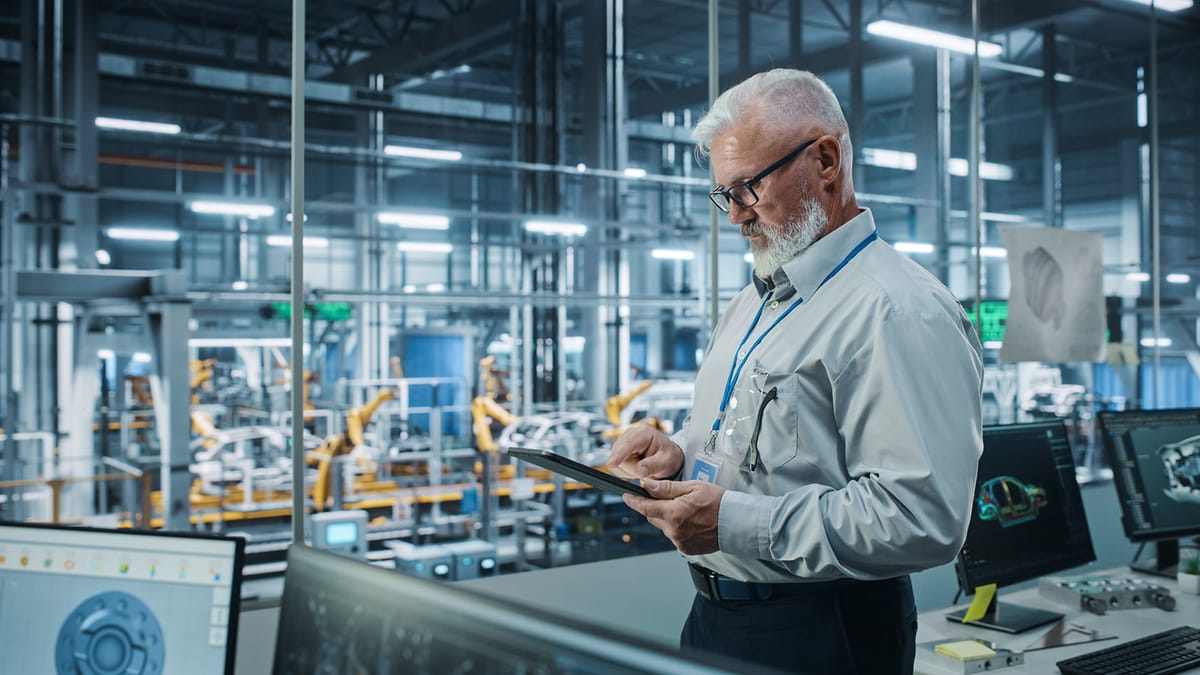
[728,202,755,226]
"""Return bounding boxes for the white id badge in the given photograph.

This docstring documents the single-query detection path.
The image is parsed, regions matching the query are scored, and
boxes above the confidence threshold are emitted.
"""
[691,455,721,483]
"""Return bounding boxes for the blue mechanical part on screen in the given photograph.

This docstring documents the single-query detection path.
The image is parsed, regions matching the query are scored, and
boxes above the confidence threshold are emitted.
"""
[977,475,1048,528]
[1159,435,1200,503]
[55,590,165,675]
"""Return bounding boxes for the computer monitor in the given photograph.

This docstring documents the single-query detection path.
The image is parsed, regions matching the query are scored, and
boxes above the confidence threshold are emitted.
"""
[1098,407,1200,577]
[0,521,244,675]
[273,544,747,674]
[947,421,1096,633]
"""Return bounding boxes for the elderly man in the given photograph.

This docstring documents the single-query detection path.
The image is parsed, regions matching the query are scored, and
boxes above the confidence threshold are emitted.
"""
[608,69,983,673]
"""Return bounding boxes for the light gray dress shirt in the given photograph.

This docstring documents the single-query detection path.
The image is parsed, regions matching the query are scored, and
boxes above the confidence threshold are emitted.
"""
[680,209,984,584]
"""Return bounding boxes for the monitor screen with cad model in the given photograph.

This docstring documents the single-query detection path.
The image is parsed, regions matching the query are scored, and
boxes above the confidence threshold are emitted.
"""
[0,521,244,675]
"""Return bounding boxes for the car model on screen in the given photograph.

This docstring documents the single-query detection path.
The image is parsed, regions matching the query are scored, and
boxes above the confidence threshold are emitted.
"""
[977,476,1048,527]
[1158,435,1200,504]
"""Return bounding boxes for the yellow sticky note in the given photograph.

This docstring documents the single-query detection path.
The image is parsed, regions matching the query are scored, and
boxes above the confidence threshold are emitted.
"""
[961,583,997,623]
[935,640,997,661]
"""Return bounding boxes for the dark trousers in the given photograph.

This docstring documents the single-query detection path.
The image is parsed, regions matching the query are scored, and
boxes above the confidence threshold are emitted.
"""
[680,575,917,674]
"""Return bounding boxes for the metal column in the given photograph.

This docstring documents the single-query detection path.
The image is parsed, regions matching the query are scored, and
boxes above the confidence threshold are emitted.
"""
[1042,25,1061,229]
[146,272,193,530]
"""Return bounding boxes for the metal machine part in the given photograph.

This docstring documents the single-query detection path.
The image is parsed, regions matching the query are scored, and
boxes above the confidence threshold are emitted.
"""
[1038,574,1176,615]
[55,590,165,675]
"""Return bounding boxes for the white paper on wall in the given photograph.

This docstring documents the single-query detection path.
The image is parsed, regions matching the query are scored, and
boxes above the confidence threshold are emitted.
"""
[998,226,1106,363]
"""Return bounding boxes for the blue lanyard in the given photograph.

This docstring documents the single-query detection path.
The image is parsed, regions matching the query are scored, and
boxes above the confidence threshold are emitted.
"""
[710,230,878,434]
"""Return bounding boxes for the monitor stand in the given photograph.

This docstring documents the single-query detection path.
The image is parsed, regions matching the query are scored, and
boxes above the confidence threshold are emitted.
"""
[945,591,1063,634]
[1129,539,1178,578]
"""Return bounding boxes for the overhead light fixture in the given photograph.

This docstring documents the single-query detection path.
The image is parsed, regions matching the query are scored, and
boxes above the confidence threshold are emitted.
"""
[977,246,1008,258]
[397,242,453,254]
[378,213,450,230]
[524,220,587,237]
[105,227,180,242]
[97,349,116,360]
[1141,337,1172,348]
[866,20,1003,58]
[947,158,1015,181]
[285,213,308,223]
[189,201,276,219]
[575,163,588,173]
[402,284,417,293]
[980,60,1073,83]
[1126,272,1151,282]
[95,116,181,135]
[894,242,935,254]
[266,235,329,248]
[983,341,1003,350]
[623,168,648,178]
[132,352,153,363]
[862,148,1014,181]
[744,253,754,263]
[94,249,112,265]
[231,280,249,291]
[425,283,446,292]
[384,145,463,161]
[651,248,695,260]
[1126,0,1192,12]
[1166,273,1191,284]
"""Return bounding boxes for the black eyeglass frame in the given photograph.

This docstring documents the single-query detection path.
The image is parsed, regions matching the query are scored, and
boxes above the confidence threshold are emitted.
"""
[707,137,820,213]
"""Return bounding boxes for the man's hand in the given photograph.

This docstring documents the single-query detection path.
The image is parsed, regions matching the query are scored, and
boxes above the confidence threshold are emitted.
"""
[623,479,725,555]
[607,426,685,479]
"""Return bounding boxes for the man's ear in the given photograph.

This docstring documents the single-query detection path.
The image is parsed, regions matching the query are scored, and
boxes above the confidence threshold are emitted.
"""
[814,135,843,192]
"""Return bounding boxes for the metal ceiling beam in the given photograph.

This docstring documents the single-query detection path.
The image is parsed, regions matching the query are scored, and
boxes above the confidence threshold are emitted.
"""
[323,0,513,84]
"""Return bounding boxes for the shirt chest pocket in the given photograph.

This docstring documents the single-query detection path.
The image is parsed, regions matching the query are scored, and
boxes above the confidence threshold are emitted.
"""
[717,363,800,472]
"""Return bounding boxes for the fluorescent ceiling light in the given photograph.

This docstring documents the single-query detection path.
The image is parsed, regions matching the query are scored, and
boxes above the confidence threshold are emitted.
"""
[97,349,115,360]
[189,337,293,347]
[231,280,249,291]
[862,149,1014,181]
[94,249,111,265]
[623,168,648,178]
[384,145,463,161]
[894,241,935,254]
[1126,272,1151,282]
[132,352,153,363]
[980,60,1073,83]
[402,284,417,293]
[1126,0,1192,11]
[980,212,1027,223]
[285,213,307,223]
[1166,273,1191,284]
[266,235,329,248]
[947,158,1015,181]
[524,220,587,237]
[744,253,754,263]
[95,116,181,135]
[866,20,1003,58]
[651,248,695,260]
[977,246,1008,258]
[397,242,453,254]
[189,201,276,219]
[378,213,450,230]
[105,227,180,242]
[983,341,1003,350]
[1141,337,1172,348]
[425,283,446,292]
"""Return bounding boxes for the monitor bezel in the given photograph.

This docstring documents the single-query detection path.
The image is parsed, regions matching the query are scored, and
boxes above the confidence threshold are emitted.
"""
[0,520,245,675]
[1097,407,1200,542]
[954,421,1097,594]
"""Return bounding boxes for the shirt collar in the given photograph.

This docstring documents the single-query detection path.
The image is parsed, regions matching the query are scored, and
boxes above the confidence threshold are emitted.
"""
[751,208,876,301]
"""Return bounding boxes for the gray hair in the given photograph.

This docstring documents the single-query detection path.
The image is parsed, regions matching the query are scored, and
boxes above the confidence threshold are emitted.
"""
[692,69,853,189]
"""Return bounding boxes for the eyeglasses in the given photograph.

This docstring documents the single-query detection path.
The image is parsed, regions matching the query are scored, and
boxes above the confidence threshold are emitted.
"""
[708,138,820,213]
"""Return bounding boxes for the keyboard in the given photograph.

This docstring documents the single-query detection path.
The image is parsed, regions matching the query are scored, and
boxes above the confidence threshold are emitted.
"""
[1056,625,1200,675]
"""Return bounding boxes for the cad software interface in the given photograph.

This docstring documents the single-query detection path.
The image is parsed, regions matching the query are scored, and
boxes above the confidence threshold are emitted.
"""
[958,423,1094,589]
[1100,408,1200,538]
[0,524,238,675]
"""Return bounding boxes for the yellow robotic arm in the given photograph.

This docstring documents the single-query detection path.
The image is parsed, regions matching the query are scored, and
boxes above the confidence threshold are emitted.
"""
[311,389,395,511]
[472,395,517,453]
[605,380,654,427]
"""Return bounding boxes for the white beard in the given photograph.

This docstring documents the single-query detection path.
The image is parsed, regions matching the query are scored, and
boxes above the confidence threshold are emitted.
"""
[750,196,829,279]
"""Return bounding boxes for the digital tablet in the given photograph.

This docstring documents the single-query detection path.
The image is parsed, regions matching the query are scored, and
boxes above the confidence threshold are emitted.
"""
[508,447,651,498]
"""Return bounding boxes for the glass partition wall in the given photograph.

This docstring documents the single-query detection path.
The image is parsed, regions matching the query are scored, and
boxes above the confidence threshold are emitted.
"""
[0,0,1195,530]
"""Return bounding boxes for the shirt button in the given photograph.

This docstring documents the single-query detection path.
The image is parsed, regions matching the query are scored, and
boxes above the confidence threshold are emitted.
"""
[770,300,780,310]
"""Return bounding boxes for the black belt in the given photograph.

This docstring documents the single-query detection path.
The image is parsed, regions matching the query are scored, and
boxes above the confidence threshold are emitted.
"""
[688,562,857,602]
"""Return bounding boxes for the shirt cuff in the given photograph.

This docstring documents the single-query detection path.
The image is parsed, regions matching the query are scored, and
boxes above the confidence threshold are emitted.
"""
[717,490,773,559]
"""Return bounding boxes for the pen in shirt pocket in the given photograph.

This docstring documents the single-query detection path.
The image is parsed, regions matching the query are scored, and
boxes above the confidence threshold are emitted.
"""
[741,385,778,472]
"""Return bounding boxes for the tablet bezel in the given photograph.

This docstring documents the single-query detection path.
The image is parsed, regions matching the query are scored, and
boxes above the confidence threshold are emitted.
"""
[507,447,651,498]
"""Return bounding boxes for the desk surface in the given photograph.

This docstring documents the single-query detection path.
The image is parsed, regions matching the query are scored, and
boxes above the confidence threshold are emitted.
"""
[916,568,1199,674]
